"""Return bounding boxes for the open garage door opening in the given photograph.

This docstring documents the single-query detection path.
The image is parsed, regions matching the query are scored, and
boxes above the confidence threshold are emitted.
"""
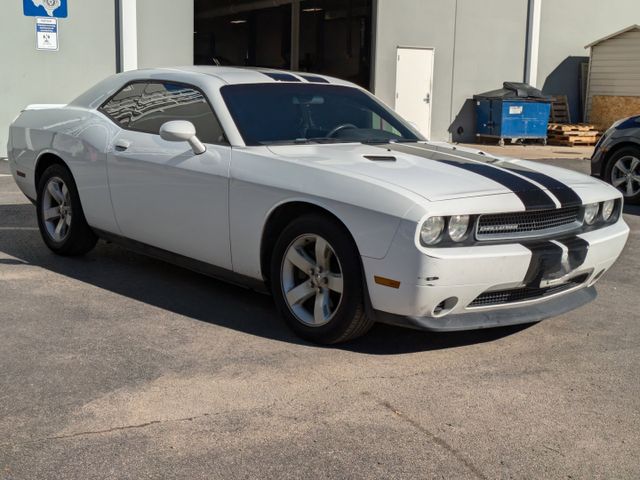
[194,0,373,89]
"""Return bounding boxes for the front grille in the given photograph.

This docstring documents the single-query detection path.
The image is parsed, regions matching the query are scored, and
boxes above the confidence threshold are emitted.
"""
[476,206,581,241]
[468,274,589,308]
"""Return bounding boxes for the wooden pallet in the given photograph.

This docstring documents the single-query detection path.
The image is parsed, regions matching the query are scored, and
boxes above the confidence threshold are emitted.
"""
[548,122,597,132]
[548,135,599,146]
[550,95,571,123]
[547,122,601,146]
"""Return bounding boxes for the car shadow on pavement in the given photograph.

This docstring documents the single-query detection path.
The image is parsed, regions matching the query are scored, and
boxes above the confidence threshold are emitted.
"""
[623,204,640,216]
[0,203,530,355]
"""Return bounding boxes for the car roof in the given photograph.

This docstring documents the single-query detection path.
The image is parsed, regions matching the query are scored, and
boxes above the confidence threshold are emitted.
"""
[69,66,357,110]
[152,66,351,87]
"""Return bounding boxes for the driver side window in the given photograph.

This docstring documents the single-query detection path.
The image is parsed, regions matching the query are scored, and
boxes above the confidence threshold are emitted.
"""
[101,81,227,145]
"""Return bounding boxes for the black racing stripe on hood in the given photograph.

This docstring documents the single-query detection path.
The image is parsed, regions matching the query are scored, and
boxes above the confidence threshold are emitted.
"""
[522,241,564,287]
[382,143,557,210]
[437,160,558,210]
[555,236,589,270]
[392,143,582,208]
[498,165,583,208]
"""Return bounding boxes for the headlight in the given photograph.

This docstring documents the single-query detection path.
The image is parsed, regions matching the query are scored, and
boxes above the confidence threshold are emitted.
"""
[584,203,599,225]
[448,215,470,242]
[420,217,445,245]
[602,200,615,221]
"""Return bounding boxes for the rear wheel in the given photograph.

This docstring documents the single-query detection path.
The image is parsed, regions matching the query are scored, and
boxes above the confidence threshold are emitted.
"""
[36,164,98,256]
[606,146,640,204]
[270,215,373,344]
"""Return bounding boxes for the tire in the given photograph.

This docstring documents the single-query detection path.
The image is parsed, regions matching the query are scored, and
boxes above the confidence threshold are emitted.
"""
[36,163,98,256]
[605,146,640,204]
[270,214,374,344]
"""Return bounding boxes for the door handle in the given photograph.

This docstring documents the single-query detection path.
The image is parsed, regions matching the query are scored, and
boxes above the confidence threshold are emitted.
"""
[114,139,131,152]
[423,93,431,104]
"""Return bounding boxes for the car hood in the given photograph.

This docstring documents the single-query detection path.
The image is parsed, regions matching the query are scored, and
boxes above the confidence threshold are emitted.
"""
[267,142,602,202]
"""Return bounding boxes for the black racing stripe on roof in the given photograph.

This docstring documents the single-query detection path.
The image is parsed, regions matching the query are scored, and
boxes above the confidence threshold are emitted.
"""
[299,75,330,83]
[260,72,301,82]
[383,143,557,211]
[499,164,583,208]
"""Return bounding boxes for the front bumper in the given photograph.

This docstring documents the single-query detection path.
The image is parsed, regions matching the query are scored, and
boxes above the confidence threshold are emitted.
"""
[375,286,597,332]
[590,142,608,178]
[362,218,629,331]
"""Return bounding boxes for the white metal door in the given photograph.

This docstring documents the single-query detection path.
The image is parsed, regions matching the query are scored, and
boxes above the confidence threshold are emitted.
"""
[395,47,434,138]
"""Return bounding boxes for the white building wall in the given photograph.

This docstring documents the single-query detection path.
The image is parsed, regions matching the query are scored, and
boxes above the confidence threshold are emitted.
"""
[0,0,194,158]
[0,2,116,157]
[374,0,527,143]
[137,0,194,69]
[373,0,456,142]
[536,0,640,122]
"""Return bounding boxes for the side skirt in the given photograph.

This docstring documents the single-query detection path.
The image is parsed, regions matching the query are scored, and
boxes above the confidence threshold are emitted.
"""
[93,229,269,295]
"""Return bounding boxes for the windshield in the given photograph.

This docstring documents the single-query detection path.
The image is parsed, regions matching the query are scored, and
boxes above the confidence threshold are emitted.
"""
[220,83,423,146]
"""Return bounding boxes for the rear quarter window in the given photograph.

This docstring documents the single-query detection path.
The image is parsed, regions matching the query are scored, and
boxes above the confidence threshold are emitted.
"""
[100,81,227,145]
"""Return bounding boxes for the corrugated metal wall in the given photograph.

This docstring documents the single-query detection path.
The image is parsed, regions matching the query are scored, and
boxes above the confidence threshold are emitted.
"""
[586,28,640,119]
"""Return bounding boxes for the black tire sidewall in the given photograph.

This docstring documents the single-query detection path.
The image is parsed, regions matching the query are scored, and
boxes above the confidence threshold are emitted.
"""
[605,146,640,204]
[36,164,96,255]
[270,215,364,344]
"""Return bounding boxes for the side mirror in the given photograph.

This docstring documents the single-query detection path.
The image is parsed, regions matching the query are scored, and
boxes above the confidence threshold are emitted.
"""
[159,120,206,155]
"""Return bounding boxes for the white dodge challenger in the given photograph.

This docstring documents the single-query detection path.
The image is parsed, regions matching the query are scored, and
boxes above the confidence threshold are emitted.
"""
[7,67,630,344]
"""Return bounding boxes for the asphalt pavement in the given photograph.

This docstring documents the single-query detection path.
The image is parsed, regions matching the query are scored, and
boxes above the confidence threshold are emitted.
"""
[0,157,638,479]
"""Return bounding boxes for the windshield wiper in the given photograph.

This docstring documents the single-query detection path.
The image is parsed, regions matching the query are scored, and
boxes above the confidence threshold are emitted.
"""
[304,137,351,144]
[260,137,346,146]
[261,137,420,146]
[360,138,419,145]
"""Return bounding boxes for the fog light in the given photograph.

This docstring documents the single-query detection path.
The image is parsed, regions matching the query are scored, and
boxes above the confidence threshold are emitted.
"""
[432,297,458,317]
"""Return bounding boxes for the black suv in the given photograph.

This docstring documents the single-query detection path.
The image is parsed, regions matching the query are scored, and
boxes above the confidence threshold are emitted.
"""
[591,115,640,204]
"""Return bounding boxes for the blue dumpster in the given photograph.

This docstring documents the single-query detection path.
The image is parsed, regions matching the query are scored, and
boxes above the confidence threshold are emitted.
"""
[474,82,551,146]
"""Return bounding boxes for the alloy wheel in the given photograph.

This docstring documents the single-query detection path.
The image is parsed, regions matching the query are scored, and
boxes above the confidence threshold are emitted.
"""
[42,176,72,242]
[611,155,640,197]
[280,234,344,327]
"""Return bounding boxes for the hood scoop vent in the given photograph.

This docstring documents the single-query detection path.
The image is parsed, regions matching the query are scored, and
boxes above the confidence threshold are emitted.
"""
[363,155,396,162]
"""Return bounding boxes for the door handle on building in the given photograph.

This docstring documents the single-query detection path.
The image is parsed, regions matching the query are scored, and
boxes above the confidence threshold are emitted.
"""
[423,94,431,104]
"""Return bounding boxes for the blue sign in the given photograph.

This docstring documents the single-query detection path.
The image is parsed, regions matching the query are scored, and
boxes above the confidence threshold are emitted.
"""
[23,0,68,18]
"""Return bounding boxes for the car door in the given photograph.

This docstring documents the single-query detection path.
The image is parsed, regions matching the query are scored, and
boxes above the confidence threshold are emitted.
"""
[102,81,232,269]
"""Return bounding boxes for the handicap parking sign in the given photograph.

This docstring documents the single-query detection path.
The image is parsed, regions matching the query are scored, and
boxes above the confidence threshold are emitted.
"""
[23,0,68,18]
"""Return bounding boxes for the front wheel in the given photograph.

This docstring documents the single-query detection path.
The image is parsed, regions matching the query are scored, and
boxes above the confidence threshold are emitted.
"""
[36,164,98,256]
[605,146,640,204]
[270,215,373,344]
